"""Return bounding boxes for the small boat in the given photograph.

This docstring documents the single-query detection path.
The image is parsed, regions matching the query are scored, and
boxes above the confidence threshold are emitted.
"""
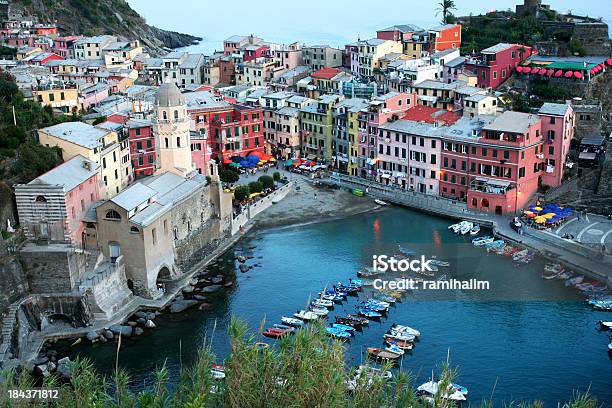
[417,380,467,401]
[281,316,304,326]
[357,267,382,277]
[398,245,416,256]
[588,300,612,311]
[211,364,226,379]
[598,321,612,330]
[385,338,413,350]
[448,220,470,233]
[374,199,388,206]
[352,188,364,197]
[355,365,393,381]
[384,332,415,342]
[390,324,421,337]
[485,240,505,251]
[429,257,450,267]
[358,309,382,318]
[361,302,387,312]
[374,295,397,303]
[294,310,318,321]
[459,222,473,235]
[312,299,334,308]
[272,324,296,333]
[367,347,401,361]
[565,275,584,286]
[452,383,469,396]
[332,323,356,333]
[556,271,572,280]
[512,249,529,261]
[366,299,391,308]
[385,344,405,355]
[326,327,352,339]
[262,327,291,339]
[542,269,563,280]
[470,225,480,235]
[309,306,329,316]
[339,315,370,327]
[472,236,494,246]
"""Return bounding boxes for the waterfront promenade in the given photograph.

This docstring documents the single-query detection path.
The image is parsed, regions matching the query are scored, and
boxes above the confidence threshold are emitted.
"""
[330,173,612,288]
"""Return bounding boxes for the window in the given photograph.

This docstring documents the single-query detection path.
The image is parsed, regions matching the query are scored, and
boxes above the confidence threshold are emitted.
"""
[549,146,554,155]
[503,150,510,160]
[130,226,139,233]
[550,116,556,124]
[482,148,487,157]
[105,209,121,220]
[519,167,525,178]
[177,137,181,147]
[164,138,169,148]
[35,195,47,202]
[152,228,157,245]
[174,110,179,120]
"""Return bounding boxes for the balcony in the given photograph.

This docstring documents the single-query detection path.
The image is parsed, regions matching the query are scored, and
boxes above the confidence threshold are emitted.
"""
[469,177,515,195]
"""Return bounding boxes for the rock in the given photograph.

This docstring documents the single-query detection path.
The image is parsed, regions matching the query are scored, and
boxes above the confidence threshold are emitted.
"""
[198,303,213,311]
[103,330,114,340]
[33,356,49,366]
[136,317,146,325]
[182,285,195,294]
[86,331,98,342]
[169,299,198,313]
[189,278,199,286]
[35,364,50,377]
[109,325,133,337]
[239,264,250,273]
[127,321,138,327]
[57,357,73,380]
[99,335,107,343]
[146,312,157,320]
[145,319,156,328]
[70,338,82,347]
[200,284,223,293]
[193,294,207,301]
[236,255,246,263]
[134,327,144,336]
[211,275,223,284]
[134,311,148,319]
[45,349,58,358]
[47,362,57,372]
[224,281,234,287]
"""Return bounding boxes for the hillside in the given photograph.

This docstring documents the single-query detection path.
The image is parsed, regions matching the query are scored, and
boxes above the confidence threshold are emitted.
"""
[10,0,200,54]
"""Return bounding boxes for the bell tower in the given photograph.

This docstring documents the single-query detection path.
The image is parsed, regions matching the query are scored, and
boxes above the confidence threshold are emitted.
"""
[152,82,193,176]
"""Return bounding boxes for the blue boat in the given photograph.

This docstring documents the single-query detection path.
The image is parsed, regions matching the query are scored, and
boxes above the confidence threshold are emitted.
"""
[326,327,351,339]
[361,301,388,312]
[332,323,356,333]
[358,308,382,318]
[398,245,416,256]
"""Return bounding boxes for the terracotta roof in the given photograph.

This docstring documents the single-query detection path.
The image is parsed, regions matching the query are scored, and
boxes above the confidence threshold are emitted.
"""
[311,67,342,80]
[402,105,460,125]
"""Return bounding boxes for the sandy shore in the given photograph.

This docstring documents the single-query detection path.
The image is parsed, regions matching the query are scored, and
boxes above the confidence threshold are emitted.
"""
[243,170,379,229]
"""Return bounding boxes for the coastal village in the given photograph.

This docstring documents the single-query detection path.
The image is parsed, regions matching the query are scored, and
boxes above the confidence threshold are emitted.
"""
[0,0,611,401]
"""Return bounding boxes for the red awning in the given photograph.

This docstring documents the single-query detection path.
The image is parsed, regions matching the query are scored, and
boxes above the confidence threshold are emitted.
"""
[223,158,232,164]
[516,66,524,73]
[573,71,583,79]
[523,67,532,74]
[538,68,546,75]
[607,58,612,66]
[554,70,563,77]
[564,71,573,78]
[546,69,554,76]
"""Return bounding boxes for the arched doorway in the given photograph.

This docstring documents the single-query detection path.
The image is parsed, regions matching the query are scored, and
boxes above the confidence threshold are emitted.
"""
[155,266,172,294]
[481,198,490,209]
[471,197,478,207]
[127,279,134,294]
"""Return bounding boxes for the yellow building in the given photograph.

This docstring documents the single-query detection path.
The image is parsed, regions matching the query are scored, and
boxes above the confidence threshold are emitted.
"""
[32,85,81,115]
[357,39,403,77]
[102,40,143,69]
[38,122,128,198]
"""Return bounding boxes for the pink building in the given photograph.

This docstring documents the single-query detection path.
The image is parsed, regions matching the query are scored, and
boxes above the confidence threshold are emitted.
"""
[79,83,110,111]
[53,35,82,59]
[15,155,101,246]
[127,119,155,178]
[243,44,270,62]
[538,103,575,187]
[465,43,533,89]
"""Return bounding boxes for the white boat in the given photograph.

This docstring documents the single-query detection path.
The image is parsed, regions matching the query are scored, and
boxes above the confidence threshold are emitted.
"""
[385,344,405,356]
[470,225,480,235]
[294,310,318,321]
[384,332,416,342]
[599,321,612,330]
[459,222,473,235]
[472,236,494,246]
[430,257,450,267]
[390,324,421,337]
[312,299,334,308]
[374,199,389,206]
[448,220,470,233]
[281,316,304,326]
[512,249,529,261]
[309,306,329,316]
[417,381,467,401]
[355,365,393,381]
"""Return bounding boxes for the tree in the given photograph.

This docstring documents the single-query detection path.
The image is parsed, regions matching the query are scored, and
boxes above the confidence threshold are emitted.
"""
[436,0,457,25]
[273,171,281,182]
[234,185,250,201]
[258,175,274,190]
[92,115,107,125]
[248,181,263,194]
[220,169,240,184]
[10,141,63,183]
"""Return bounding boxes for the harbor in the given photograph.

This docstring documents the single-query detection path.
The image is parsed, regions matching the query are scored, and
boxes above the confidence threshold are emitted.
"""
[64,205,612,406]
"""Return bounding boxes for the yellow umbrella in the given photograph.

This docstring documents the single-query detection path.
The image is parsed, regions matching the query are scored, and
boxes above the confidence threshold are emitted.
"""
[523,210,533,215]
[543,212,556,219]
[533,206,543,212]
[534,216,546,224]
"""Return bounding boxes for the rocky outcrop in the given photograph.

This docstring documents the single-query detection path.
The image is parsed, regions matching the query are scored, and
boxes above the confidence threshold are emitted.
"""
[10,0,200,55]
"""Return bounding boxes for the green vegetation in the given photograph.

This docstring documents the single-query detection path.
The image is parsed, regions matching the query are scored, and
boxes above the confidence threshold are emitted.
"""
[0,70,76,183]
[273,171,281,182]
[220,169,240,184]
[258,175,274,190]
[248,181,263,194]
[461,15,544,54]
[234,185,250,201]
[436,0,457,25]
[92,115,107,125]
[0,45,16,59]
[0,319,599,407]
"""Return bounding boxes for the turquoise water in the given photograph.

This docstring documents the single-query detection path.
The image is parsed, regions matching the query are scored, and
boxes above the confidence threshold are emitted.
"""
[70,207,612,405]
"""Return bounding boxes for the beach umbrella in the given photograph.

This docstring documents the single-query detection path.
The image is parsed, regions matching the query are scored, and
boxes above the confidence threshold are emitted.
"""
[546,69,554,76]
[543,212,556,219]
[554,70,563,77]
[523,210,533,215]
[523,67,532,74]
[229,162,241,168]
[607,58,612,66]
[285,159,293,166]
[527,213,537,218]
[246,150,264,158]
[231,155,242,163]
[538,68,547,75]
[268,157,277,162]
[564,71,573,78]
[574,71,583,79]
[516,66,524,73]
[534,216,546,224]
[257,161,265,165]
[533,206,543,212]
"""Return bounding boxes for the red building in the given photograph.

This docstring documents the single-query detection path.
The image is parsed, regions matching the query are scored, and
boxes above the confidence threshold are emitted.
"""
[376,24,423,42]
[465,43,533,89]
[53,35,82,59]
[428,24,462,52]
[440,111,544,214]
[242,44,270,62]
[126,119,155,178]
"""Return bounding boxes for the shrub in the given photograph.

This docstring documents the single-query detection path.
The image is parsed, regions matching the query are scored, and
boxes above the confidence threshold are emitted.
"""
[258,175,274,190]
[248,181,263,194]
[220,169,240,184]
[234,185,250,201]
[273,171,281,181]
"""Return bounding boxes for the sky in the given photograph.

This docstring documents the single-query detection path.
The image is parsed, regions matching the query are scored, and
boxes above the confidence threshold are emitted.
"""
[128,0,611,54]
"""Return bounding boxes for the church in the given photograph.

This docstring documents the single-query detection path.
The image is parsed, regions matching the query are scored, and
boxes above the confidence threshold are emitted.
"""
[92,82,234,298]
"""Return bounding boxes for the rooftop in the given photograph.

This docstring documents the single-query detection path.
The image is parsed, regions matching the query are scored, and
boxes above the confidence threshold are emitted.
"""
[481,43,515,54]
[26,155,99,192]
[378,24,423,33]
[402,105,461,125]
[538,103,571,117]
[184,90,231,110]
[483,111,540,134]
[111,183,156,211]
[39,121,111,149]
[414,79,466,90]
[312,67,343,80]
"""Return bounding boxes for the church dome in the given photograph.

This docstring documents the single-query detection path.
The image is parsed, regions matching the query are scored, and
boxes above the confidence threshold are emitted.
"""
[155,82,185,107]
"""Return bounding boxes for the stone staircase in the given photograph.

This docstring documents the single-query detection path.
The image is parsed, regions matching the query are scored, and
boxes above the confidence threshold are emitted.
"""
[0,303,22,364]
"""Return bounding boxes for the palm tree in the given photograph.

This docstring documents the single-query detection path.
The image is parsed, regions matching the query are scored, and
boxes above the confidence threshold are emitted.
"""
[436,0,457,25]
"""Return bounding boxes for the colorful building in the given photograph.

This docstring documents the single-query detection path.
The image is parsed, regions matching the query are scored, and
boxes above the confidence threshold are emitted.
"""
[537,103,575,187]
[465,43,533,89]
[127,119,155,178]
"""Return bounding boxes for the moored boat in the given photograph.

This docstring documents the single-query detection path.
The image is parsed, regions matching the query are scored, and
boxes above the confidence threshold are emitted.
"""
[390,324,421,337]
[358,308,382,318]
[294,310,318,321]
[312,299,334,308]
[374,199,389,206]
[367,347,401,361]
[281,316,304,326]
[326,327,352,339]
[309,306,329,316]
[472,236,494,246]
[211,364,226,379]
[385,338,414,350]
[459,222,473,235]
[598,321,612,330]
[272,324,296,333]
[470,225,480,235]
[384,332,415,342]
[332,323,356,333]
[262,327,291,339]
